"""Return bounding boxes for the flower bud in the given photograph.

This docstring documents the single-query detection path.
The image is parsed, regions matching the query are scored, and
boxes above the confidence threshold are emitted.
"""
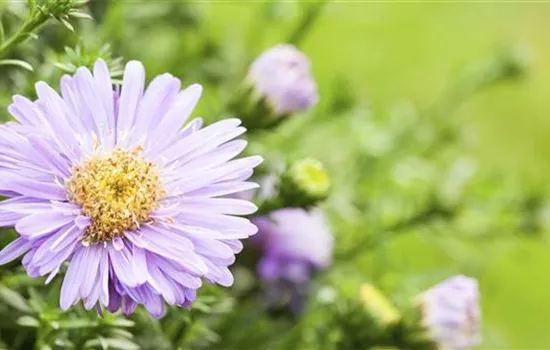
[417,275,481,350]
[239,44,318,129]
[359,283,400,326]
[279,158,330,208]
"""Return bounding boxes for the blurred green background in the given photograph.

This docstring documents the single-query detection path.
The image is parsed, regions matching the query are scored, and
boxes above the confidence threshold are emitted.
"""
[2,1,550,348]
[193,3,550,347]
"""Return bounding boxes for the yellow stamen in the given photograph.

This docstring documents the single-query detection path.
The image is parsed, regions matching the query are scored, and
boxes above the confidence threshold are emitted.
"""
[66,147,165,244]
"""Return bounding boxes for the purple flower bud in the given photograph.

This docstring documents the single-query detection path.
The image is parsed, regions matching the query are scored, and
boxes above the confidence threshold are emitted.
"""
[418,275,482,350]
[252,208,333,312]
[247,44,318,116]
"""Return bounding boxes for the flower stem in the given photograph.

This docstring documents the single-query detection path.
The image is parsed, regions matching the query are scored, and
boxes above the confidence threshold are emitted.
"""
[0,10,50,58]
[288,0,328,47]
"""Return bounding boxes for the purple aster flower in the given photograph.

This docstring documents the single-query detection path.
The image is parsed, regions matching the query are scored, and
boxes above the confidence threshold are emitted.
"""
[418,275,481,350]
[0,59,262,318]
[252,208,332,312]
[247,44,318,117]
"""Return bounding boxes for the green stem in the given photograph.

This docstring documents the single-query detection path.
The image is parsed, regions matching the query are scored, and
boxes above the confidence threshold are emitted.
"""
[288,0,328,47]
[0,9,49,59]
[336,203,454,262]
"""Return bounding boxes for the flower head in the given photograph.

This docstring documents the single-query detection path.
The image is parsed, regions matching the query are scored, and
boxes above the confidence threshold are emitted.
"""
[247,44,318,117]
[253,208,333,283]
[0,59,262,318]
[252,208,332,312]
[418,275,481,350]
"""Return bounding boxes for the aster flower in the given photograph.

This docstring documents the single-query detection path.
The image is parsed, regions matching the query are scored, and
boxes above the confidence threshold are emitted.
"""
[247,44,318,117]
[417,275,481,350]
[0,59,262,318]
[252,208,332,312]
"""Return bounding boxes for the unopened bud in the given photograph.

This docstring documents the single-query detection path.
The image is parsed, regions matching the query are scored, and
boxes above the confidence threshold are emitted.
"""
[279,158,330,208]
[359,283,400,326]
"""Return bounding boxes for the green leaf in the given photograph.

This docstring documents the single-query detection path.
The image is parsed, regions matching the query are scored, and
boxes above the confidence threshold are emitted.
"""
[85,338,139,350]
[58,17,74,32]
[0,284,32,312]
[54,62,77,72]
[56,319,98,329]
[68,10,92,20]
[108,318,135,328]
[0,22,5,44]
[17,315,40,328]
[104,338,139,350]
[28,287,46,313]
[0,59,34,71]
[109,329,134,340]
[54,338,73,348]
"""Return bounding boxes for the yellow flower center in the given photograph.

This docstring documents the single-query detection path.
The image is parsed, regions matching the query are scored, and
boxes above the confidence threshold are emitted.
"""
[66,147,165,244]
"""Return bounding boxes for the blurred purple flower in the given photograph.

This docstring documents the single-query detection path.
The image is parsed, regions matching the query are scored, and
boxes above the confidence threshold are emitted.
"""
[0,59,262,318]
[252,208,333,311]
[247,44,318,116]
[418,275,481,350]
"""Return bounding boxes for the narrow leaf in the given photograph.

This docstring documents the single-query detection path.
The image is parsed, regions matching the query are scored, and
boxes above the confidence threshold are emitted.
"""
[0,284,32,312]
[0,21,5,44]
[68,10,93,20]
[0,59,34,71]
[59,18,74,32]
[17,315,39,328]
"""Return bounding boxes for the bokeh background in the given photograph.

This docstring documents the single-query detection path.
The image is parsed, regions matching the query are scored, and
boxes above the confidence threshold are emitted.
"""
[1,1,550,348]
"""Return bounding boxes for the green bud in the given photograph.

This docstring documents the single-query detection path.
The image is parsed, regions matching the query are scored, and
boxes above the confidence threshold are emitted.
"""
[359,283,400,326]
[279,158,331,208]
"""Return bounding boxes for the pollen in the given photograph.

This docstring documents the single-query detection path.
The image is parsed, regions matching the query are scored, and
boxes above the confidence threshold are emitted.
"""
[66,147,165,244]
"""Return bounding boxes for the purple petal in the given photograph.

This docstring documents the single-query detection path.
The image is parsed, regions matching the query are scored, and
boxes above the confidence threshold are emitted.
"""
[60,247,86,310]
[93,59,115,134]
[175,213,258,239]
[117,61,145,138]
[108,245,139,288]
[140,224,194,251]
[146,255,176,304]
[221,239,243,254]
[26,135,71,177]
[16,213,75,239]
[133,246,148,285]
[50,224,86,252]
[0,197,53,214]
[98,249,110,305]
[107,279,122,313]
[192,238,234,261]
[130,73,181,145]
[0,238,31,265]
[166,156,262,195]
[112,236,124,251]
[122,297,137,316]
[147,84,202,151]
[157,258,202,289]
[158,118,241,164]
[204,260,234,287]
[0,176,66,200]
[171,139,248,173]
[74,67,113,147]
[184,181,259,198]
[79,246,102,297]
[35,82,77,151]
[175,198,257,215]
[0,211,24,227]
